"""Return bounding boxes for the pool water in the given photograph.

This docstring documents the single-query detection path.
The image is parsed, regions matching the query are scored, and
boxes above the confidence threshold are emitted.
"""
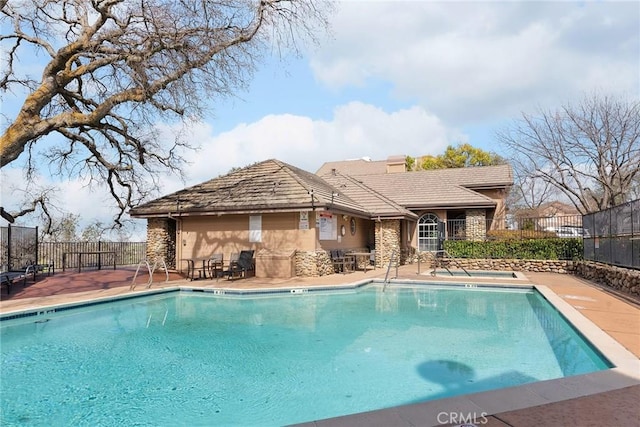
[0,285,610,426]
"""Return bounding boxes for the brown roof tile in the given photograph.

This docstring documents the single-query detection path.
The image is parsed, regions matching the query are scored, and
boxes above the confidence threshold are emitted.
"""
[130,159,367,217]
[318,162,512,210]
[320,171,417,219]
[131,158,513,218]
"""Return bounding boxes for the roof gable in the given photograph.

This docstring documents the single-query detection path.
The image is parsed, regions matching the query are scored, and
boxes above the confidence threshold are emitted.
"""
[130,159,366,217]
[320,171,417,219]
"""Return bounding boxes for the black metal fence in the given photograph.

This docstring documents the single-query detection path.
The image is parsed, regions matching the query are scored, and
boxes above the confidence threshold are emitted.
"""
[583,199,639,269]
[39,241,147,271]
[446,214,584,241]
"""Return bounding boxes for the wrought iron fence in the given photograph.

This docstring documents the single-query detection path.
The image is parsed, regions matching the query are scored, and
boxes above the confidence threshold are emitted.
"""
[583,199,639,269]
[445,214,584,241]
[38,241,147,271]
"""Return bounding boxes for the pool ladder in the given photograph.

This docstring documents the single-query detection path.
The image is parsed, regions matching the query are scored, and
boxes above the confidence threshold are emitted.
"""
[146,304,169,327]
[130,258,169,290]
[382,249,399,292]
[429,250,471,277]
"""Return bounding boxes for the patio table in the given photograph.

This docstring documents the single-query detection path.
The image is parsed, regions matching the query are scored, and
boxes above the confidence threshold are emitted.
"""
[181,258,214,280]
[347,252,374,272]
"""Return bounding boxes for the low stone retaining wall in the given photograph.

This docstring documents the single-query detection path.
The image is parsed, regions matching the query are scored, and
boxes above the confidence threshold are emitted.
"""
[444,258,639,298]
[442,258,577,274]
[575,261,640,298]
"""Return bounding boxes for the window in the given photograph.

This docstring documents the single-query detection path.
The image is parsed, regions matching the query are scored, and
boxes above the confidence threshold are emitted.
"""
[418,213,439,252]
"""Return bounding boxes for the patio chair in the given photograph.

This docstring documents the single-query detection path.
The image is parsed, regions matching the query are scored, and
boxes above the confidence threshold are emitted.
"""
[330,250,353,274]
[34,261,55,277]
[226,250,255,280]
[207,253,224,279]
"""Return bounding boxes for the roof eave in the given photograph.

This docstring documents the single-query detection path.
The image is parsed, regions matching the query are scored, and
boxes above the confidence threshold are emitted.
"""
[405,202,497,210]
[129,203,373,219]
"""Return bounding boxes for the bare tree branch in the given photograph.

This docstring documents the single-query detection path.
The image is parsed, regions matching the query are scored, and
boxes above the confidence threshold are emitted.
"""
[497,93,640,214]
[1,0,331,224]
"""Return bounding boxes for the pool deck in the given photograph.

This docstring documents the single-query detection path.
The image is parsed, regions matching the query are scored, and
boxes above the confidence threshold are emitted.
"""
[1,265,639,426]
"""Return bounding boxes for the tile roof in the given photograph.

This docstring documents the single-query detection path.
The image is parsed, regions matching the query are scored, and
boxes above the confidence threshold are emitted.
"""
[353,173,497,209]
[320,171,417,219]
[318,159,513,187]
[130,158,513,218]
[130,159,367,217]
[318,162,512,210]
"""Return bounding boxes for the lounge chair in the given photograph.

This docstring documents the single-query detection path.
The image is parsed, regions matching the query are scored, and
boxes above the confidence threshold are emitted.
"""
[0,264,36,294]
[225,250,255,280]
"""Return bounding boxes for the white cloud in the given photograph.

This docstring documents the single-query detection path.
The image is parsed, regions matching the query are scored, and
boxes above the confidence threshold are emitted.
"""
[176,101,461,185]
[311,1,639,123]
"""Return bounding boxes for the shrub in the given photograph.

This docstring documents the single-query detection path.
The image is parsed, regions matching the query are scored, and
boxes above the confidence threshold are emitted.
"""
[444,238,583,260]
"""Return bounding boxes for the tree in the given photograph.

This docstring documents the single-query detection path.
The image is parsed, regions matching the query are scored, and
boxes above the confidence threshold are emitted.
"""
[407,143,505,170]
[80,221,107,242]
[498,93,640,214]
[0,0,329,229]
[40,213,80,242]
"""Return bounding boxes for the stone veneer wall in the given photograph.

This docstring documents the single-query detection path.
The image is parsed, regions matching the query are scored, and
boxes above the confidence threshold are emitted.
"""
[294,250,334,277]
[575,261,640,298]
[375,219,401,268]
[466,209,486,241]
[146,218,176,269]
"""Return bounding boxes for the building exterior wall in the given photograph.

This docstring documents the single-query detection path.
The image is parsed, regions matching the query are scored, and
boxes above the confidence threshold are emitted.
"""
[316,214,372,251]
[176,212,316,273]
[147,211,377,277]
[475,188,508,219]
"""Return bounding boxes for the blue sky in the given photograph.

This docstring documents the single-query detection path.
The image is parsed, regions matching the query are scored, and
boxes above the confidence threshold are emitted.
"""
[1,1,639,236]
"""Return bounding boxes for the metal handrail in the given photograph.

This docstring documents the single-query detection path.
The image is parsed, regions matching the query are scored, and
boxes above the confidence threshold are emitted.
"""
[382,249,398,292]
[429,250,471,277]
[130,258,169,290]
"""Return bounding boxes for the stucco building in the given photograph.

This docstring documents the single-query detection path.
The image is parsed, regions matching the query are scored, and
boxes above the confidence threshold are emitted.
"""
[129,156,512,277]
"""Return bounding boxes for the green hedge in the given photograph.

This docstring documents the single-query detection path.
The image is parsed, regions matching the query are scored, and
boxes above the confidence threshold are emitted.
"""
[444,238,583,260]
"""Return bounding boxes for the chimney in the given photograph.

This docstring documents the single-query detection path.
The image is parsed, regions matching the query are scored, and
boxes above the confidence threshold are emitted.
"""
[386,155,406,174]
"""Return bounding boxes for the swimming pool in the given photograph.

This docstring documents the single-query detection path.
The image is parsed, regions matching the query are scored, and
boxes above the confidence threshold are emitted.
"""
[0,284,610,426]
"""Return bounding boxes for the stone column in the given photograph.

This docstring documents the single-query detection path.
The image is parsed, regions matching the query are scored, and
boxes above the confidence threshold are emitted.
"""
[466,209,487,241]
[375,219,401,267]
[146,218,176,269]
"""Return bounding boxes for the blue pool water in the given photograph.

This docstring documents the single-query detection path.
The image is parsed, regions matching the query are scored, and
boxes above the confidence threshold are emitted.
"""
[0,285,610,426]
